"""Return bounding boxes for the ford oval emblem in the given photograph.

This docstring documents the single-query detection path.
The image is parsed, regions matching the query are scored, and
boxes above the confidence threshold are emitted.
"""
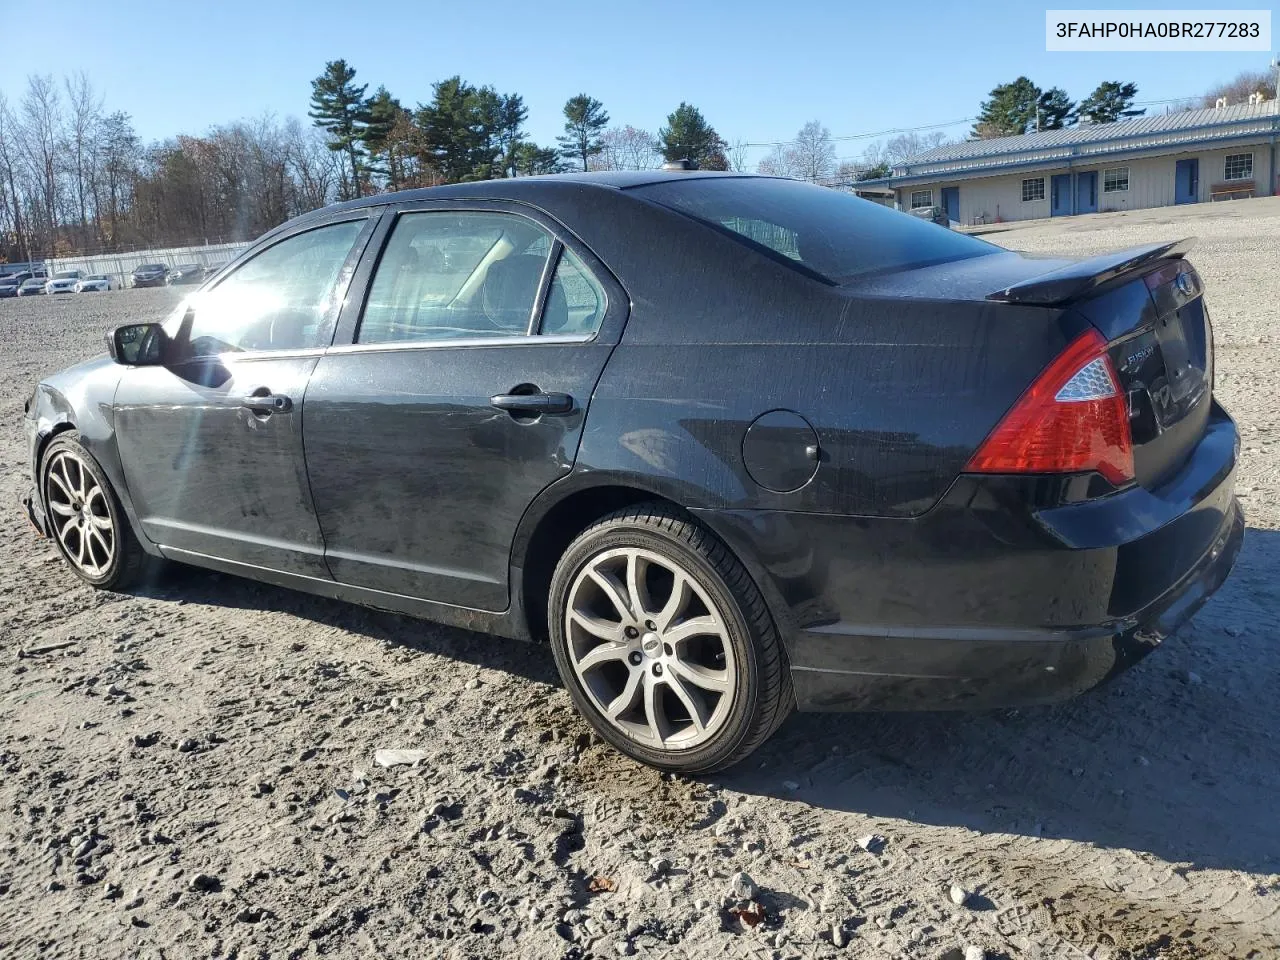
[1175,271,1195,297]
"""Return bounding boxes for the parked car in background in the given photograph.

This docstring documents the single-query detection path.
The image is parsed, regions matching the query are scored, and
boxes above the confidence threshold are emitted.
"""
[0,272,33,298]
[17,278,46,296]
[19,172,1243,774]
[74,275,113,293]
[45,271,86,295]
[911,205,953,228]
[131,264,169,288]
[167,264,205,285]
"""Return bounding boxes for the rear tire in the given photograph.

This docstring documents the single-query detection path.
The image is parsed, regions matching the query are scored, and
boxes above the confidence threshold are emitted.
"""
[548,502,792,773]
[41,432,153,591]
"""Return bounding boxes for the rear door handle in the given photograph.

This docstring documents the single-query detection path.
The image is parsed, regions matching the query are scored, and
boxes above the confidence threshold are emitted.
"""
[489,392,574,415]
[241,393,293,414]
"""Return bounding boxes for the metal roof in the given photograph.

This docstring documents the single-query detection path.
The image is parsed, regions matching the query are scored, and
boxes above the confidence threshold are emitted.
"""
[864,100,1279,186]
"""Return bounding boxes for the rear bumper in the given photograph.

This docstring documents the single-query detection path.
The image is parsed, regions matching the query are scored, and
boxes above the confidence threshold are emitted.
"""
[695,401,1243,712]
[789,499,1242,710]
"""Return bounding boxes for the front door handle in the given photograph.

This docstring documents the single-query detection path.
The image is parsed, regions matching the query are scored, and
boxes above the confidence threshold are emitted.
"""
[489,391,574,415]
[241,393,293,414]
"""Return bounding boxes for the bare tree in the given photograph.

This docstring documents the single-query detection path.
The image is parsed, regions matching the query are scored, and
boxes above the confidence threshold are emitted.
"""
[0,93,29,261]
[19,75,63,255]
[63,72,102,246]
[791,121,836,182]
[1199,69,1278,106]
[878,131,950,164]
[591,126,661,171]
[727,139,751,173]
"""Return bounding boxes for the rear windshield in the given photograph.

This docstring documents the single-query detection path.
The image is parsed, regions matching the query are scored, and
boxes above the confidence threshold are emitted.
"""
[631,177,996,283]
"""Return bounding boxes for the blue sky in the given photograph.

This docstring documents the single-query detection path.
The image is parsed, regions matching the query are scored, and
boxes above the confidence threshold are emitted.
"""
[0,0,1274,166]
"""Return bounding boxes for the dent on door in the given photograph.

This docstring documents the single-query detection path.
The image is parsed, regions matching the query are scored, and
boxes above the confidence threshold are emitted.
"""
[113,355,329,575]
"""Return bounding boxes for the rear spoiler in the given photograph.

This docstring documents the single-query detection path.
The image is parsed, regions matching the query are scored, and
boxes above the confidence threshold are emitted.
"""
[987,238,1196,305]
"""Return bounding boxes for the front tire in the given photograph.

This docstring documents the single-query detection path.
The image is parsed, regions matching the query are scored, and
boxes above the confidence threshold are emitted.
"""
[548,503,792,773]
[41,432,151,590]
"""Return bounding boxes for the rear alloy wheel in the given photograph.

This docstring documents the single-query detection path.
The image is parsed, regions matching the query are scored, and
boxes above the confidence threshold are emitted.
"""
[549,503,792,773]
[41,432,151,590]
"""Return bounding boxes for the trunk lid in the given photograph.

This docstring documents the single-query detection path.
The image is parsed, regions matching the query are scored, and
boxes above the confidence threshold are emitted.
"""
[1075,258,1213,489]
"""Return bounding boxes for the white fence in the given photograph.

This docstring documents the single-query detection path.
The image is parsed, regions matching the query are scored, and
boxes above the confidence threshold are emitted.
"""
[47,241,251,288]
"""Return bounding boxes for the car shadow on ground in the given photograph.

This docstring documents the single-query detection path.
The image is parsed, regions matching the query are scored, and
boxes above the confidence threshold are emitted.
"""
[133,567,561,689]
[720,525,1280,877]
[133,527,1279,877]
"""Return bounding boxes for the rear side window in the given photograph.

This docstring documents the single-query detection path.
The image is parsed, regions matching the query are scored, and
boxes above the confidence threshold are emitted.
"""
[632,177,997,283]
[541,248,606,335]
[358,211,553,344]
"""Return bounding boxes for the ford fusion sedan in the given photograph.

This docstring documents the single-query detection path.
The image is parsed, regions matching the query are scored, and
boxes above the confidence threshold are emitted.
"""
[74,275,113,293]
[17,278,46,296]
[131,264,168,288]
[45,271,86,294]
[22,172,1242,773]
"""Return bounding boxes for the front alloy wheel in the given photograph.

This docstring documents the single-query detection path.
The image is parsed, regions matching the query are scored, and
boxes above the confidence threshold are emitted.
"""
[41,432,151,590]
[549,503,793,773]
[45,449,116,578]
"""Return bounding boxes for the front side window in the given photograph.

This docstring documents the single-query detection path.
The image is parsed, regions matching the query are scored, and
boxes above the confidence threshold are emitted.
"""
[1021,178,1045,202]
[910,189,933,209]
[168,219,364,356]
[1103,167,1129,192]
[358,211,553,344]
[1224,153,1253,181]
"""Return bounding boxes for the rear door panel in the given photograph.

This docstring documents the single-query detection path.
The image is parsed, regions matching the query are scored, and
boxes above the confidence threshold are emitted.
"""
[303,200,628,610]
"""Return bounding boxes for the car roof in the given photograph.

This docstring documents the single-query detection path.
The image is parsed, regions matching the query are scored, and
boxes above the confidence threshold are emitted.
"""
[321,170,766,214]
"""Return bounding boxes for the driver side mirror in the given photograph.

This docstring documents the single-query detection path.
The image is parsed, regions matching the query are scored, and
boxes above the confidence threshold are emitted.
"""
[107,323,166,366]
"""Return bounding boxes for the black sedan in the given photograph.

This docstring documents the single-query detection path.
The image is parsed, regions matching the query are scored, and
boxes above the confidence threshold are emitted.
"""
[167,263,205,285]
[131,263,169,288]
[21,172,1242,773]
[0,271,32,297]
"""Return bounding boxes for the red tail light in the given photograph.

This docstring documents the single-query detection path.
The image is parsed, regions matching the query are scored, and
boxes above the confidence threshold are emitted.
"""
[966,329,1134,485]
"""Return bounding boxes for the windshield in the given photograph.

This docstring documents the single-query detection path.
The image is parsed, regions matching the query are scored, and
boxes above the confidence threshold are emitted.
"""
[137,264,163,271]
[54,272,78,280]
[630,177,998,283]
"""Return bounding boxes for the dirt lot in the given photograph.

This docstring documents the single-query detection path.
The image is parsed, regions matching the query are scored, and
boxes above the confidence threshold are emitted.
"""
[1,198,1278,960]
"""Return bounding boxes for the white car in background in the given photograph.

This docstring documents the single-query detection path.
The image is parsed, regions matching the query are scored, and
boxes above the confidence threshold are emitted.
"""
[73,275,113,293]
[44,270,85,294]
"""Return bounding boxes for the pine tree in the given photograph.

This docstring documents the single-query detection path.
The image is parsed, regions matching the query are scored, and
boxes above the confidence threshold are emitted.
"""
[361,86,407,187]
[515,142,565,176]
[496,93,528,178]
[308,59,370,199]
[1037,87,1074,130]
[1075,82,1143,125]
[658,103,729,169]
[972,77,1043,137]
[557,95,609,171]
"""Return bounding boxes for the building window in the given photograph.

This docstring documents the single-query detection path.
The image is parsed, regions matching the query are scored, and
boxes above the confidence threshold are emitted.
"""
[1103,167,1129,192]
[1021,178,1045,202]
[910,189,933,209]
[1224,153,1253,181]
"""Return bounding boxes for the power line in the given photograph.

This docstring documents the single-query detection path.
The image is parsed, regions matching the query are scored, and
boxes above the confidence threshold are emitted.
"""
[738,93,1206,151]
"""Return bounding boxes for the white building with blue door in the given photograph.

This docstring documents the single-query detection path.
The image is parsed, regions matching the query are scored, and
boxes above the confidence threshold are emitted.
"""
[860,99,1278,226]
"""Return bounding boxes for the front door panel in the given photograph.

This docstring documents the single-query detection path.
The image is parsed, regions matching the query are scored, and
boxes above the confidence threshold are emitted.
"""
[940,187,959,224]
[114,355,328,575]
[304,341,614,609]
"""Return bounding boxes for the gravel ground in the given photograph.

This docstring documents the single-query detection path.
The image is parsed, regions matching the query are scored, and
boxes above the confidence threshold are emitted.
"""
[1,199,1278,960]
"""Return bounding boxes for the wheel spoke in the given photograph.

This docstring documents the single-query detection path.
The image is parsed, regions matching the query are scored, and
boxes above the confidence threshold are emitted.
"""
[87,511,113,532]
[655,572,691,632]
[88,527,112,564]
[48,470,74,503]
[605,669,643,719]
[664,673,708,733]
[74,529,88,567]
[48,500,76,517]
[72,458,88,499]
[667,657,730,694]
[588,569,633,621]
[625,551,652,620]
[574,641,628,674]
[663,616,721,645]
[643,674,665,744]
[568,610,623,644]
